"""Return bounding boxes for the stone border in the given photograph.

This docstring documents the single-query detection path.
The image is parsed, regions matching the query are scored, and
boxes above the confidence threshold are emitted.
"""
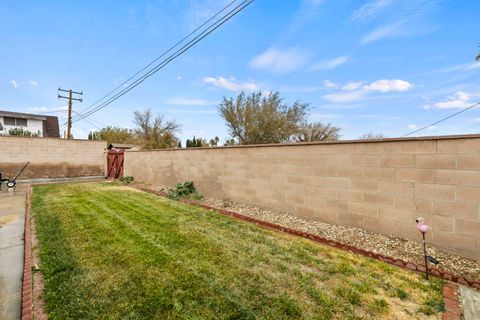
[136,186,480,289]
[442,283,462,320]
[21,188,33,320]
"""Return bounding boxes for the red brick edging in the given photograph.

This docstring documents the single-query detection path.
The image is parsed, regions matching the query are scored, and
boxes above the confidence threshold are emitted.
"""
[442,283,462,320]
[137,186,480,290]
[21,187,33,320]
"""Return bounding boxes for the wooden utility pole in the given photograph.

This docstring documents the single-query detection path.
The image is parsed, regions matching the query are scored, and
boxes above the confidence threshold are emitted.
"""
[58,88,83,139]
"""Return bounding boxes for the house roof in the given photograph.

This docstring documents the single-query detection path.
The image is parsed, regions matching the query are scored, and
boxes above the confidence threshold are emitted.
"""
[0,110,47,121]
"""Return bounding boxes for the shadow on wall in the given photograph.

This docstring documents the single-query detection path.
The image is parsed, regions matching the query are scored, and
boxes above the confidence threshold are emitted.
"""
[0,162,104,179]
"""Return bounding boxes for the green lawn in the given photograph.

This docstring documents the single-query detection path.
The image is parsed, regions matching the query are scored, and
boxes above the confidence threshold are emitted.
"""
[32,182,444,319]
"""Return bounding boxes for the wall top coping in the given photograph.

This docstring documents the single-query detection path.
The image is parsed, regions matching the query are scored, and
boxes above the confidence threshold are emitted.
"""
[126,133,480,153]
[0,135,107,144]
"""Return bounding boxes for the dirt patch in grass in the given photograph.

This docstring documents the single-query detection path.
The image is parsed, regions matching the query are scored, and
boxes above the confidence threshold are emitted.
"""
[33,182,444,319]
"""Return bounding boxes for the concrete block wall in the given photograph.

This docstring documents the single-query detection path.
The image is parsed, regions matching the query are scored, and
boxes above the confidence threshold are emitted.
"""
[0,136,106,179]
[124,135,480,260]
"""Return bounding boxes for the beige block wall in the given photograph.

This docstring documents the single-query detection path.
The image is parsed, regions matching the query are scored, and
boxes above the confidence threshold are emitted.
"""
[124,135,480,260]
[0,136,106,179]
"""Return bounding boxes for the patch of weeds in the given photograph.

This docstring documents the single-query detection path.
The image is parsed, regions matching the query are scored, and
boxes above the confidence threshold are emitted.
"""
[335,287,362,305]
[275,294,302,318]
[369,298,389,314]
[327,261,356,276]
[351,279,377,294]
[119,176,134,184]
[167,181,203,200]
[307,288,336,319]
[418,296,445,315]
[394,288,409,300]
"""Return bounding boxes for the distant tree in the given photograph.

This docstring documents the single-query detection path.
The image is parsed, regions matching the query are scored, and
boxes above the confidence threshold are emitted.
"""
[219,91,309,145]
[88,126,134,144]
[476,52,480,62]
[209,136,220,147]
[186,136,208,148]
[293,122,340,142]
[358,132,385,140]
[177,141,182,148]
[8,128,40,137]
[224,138,236,146]
[133,108,180,149]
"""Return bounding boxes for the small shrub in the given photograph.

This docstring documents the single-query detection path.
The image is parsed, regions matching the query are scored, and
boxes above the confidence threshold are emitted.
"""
[167,181,202,200]
[335,287,362,305]
[394,288,408,300]
[119,176,134,184]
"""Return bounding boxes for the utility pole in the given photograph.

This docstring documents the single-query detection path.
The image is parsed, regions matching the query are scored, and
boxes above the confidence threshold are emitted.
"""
[58,88,83,139]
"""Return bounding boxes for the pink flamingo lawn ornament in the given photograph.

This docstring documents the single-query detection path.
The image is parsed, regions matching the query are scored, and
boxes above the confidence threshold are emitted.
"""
[416,218,439,280]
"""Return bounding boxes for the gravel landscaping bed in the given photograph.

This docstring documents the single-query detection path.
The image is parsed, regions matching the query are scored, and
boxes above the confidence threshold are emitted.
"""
[141,183,480,282]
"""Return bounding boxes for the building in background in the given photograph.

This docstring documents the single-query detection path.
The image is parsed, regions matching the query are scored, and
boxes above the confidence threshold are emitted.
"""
[0,110,60,138]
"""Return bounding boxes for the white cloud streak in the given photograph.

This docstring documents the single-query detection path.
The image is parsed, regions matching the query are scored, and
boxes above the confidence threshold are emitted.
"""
[9,80,18,88]
[363,79,413,92]
[204,76,258,92]
[250,47,309,73]
[351,0,394,21]
[312,55,349,71]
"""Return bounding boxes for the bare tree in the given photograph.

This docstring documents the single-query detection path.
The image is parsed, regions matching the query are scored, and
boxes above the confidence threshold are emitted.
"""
[358,132,385,140]
[133,108,180,149]
[294,122,340,142]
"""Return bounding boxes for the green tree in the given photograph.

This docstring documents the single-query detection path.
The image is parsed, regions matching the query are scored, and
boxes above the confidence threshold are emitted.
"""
[294,122,340,142]
[88,126,134,144]
[186,136,208,148]
[209,136,220,147]
[133,108,180,149]
[219,91,309,145]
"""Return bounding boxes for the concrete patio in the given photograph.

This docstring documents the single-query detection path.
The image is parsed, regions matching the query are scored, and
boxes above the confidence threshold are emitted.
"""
[0,186,26,320]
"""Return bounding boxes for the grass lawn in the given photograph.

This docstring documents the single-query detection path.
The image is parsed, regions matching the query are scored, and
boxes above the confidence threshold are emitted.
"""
[32,182,444,319]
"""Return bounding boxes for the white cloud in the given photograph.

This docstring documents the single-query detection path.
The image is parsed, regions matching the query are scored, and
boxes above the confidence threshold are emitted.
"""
[342,81,364,91]
[360,21,404,44]
[407,124,417,130]
[204,76,258,92]
[351,0,394,21]
[250,47,308,73]
[29,80,38,87]
[433,91,479,109]
[363,79,413,92]
[312,55,349,71]
[9,80,18,88]
[176,76,182,80]
[323,90,365,103]
[322,80,337,88]
[165,98,215,106]
[322,79,412,103]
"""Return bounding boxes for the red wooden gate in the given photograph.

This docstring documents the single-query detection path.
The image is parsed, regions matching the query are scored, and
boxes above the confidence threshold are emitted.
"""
[107,149,124,179]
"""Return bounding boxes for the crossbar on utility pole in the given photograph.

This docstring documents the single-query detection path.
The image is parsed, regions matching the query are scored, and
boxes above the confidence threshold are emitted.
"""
[58,88,83,139]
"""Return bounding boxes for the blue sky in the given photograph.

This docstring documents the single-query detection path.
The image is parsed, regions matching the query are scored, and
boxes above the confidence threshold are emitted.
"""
[1,0,479,142]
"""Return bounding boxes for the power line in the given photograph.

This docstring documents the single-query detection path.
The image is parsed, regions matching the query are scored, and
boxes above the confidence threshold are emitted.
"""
[402,101,480,137]
[60,14,96,86]
[72,0,240,122]
[91,22,148,81]
[71,0,251,124]
[71,0,254,125]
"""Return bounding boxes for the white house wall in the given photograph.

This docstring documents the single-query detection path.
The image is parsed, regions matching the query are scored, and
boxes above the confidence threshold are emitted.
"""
[0,116,44,137]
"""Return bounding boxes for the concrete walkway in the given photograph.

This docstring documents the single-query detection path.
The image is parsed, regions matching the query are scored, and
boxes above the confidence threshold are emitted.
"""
[460,285,480,320]
[0,187,26,320]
